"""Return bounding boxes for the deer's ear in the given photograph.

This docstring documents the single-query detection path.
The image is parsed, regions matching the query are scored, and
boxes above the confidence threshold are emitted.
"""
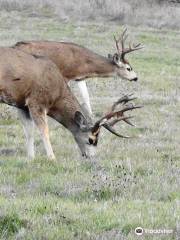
[113,53,121,65]
[74,111,87,128]
[108,54,113,61]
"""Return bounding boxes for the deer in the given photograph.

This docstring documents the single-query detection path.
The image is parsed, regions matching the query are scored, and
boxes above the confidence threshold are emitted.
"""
[13,29,142,116]
[0,47,141,159]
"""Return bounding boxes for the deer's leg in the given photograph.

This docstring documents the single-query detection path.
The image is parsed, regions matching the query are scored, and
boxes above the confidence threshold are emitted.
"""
[78,81,92,115]
[18,109,35,159]
[28,104,55,160]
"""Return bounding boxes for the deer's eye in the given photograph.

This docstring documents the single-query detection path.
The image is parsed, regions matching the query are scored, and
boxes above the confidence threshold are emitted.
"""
[127,67,131,71]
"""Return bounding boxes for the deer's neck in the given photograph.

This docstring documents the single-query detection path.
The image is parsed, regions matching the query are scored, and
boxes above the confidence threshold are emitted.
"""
[49,84,82,130]
[66,55,116,81]
[85,57,116,78]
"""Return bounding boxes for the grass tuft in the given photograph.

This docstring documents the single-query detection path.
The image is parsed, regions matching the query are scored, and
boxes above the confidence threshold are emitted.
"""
[0,213,27,238]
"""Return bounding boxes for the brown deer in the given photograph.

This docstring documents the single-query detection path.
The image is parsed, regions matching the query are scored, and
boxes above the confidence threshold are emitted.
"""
[0,47,141,159]
[14,29,142,115]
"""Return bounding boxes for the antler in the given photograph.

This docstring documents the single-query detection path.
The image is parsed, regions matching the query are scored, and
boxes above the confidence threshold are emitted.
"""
[114,29,142,61]
[114,28,128,55]
[92,94,142,138]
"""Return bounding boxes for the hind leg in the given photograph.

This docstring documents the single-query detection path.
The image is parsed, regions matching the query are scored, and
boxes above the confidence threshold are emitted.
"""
[18,109,35,159]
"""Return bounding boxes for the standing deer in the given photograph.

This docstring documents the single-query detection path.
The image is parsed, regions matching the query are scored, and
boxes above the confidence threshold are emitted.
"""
[14,29,142,115]
[0,47,141,159]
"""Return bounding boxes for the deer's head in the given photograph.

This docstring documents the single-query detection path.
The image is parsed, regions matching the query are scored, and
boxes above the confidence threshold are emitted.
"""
[108,29,142,82]
[72,94,142,158]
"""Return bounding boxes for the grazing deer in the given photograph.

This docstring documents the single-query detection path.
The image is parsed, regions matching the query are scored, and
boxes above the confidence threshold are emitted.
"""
[0,47,141,159]
[14,29,142,115]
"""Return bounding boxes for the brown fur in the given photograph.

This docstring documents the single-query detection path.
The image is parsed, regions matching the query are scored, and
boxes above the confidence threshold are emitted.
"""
[13,41,116,82]
[0,47,93,159]
[0,47,82,127]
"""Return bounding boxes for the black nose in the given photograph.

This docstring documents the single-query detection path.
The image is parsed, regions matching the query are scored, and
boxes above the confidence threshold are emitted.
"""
[132,77,138,81]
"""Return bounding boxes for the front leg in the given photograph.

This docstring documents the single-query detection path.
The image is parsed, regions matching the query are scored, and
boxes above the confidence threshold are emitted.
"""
[27,103,56,160]
[78,81,92,115]
[18,109,35,159]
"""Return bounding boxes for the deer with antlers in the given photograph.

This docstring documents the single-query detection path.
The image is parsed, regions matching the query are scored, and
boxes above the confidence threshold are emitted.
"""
[0,47,141,159]
[14,29,142,116]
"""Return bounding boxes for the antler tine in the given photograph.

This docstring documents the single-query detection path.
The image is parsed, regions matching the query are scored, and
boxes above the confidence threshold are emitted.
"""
[114,35,121,54]
[102,116,135,138]
[111,94,137,111]
[123,118,135,127]
[133,43,141,48]
[107,104,141,125]
[119,28,128,41]
[108,115,134,127]
[120,104,143,113]
[120,28,128,51]
[121,28,127,37]
[114,28,128,54]
[121,42,143,59]
[103,123,130,138]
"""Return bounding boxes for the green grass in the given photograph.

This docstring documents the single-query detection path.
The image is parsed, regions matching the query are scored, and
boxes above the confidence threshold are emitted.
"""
[0,11,179,240]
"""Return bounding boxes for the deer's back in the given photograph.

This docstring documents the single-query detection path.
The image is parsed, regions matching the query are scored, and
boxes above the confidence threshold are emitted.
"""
[0,47,65,107]
[14,41,108,81]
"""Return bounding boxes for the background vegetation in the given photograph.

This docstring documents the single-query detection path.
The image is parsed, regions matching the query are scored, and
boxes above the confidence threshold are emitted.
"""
[0,0,179,239]
[0,0,179,29]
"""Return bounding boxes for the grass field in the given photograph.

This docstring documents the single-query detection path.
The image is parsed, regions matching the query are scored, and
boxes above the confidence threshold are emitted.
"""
[0,10,179,240]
